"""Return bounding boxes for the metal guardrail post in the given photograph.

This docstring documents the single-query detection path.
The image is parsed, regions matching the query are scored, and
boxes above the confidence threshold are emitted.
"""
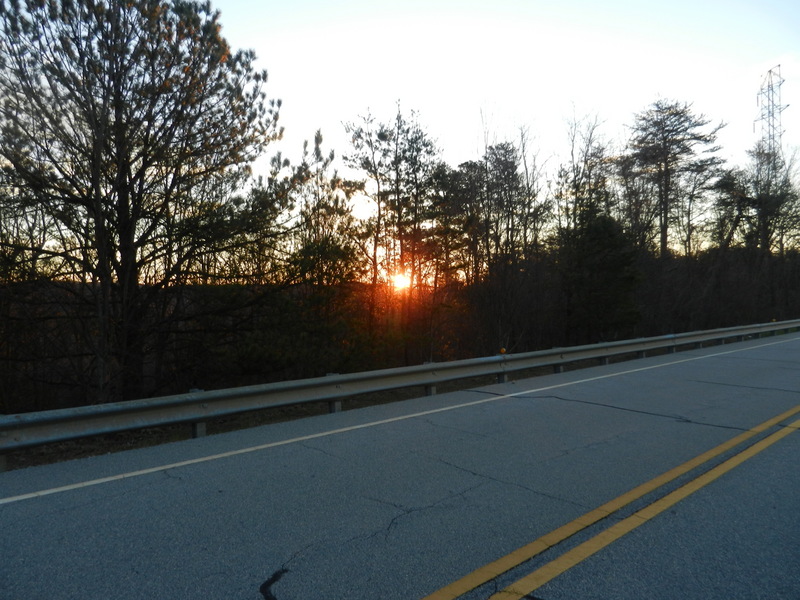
[326,374,343,412]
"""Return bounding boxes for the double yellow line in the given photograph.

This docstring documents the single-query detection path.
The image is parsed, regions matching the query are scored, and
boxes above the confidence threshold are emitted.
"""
[424,403,800,600]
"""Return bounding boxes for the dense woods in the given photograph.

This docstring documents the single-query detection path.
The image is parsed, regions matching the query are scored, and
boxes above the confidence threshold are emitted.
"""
[1,0,799,413]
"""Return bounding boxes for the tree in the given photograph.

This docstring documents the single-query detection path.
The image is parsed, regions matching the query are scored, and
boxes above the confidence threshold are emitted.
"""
[517,126,550,260]
[288,131,361,287]
[552,116,639,344]
[674,159,718,257]
[386,107,438,295]
[344,111,394,333]
[0,0,281,401]
[483,142,524,263]
[447,159,486,285]
[629,100,724,258]
[613,151,658,252]
[747,143,799,254]
[0,177,57,280]
[712,146,799,254]
[555,209,640,345]
[554,115,612,233]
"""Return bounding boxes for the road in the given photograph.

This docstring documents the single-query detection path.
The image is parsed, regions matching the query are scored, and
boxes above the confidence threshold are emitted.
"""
[2,335,799,599]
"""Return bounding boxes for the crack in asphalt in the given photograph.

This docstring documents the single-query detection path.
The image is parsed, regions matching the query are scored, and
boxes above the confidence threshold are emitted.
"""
[259,567,288,600]
[722,353,800,366]
[360,482,486,542]
[688,379,800,395]
[299,441,344,460]
[545,430,629,462]
[382,504,439,538]
[161,469,184,482]
[522,394,748,432]
[259,544,313,600]
[427,455,590,510]
[422,417,492,438]
[472,389,514,397]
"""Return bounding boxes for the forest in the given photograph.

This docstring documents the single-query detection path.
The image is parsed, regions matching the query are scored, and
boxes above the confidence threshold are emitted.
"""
[1,0,799,413]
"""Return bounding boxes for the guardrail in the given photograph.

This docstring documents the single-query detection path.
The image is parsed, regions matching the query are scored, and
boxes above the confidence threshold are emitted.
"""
[2,319,800,467]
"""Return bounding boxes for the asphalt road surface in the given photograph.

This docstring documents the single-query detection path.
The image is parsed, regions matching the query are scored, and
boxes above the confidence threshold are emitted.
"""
[2,334,799,599]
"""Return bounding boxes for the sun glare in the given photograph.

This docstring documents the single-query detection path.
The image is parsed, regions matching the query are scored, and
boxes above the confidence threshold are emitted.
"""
[391,272,411,290]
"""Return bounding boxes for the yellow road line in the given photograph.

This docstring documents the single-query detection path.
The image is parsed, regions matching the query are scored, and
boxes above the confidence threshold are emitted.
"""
[423,403,800,600]
[490,417,800,599]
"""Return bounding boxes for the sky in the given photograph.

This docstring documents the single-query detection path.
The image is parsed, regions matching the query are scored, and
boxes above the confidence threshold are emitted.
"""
[210,0,800,174]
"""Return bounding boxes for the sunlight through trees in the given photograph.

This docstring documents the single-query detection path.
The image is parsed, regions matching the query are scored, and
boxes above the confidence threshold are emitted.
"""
[1,1,798,411]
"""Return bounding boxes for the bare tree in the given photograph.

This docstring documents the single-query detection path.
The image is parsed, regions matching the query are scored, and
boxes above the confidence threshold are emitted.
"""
[712,144,799,254]
[517,126,550,259]
[554,114,612,232]
[0,0,281,401]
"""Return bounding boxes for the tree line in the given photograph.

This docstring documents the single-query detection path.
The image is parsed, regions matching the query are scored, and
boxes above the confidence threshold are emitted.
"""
[1,0,798,412]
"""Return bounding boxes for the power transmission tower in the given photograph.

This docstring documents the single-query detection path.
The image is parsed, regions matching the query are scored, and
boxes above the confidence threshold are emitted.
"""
[756,65,788,167]
[754,65,791,253]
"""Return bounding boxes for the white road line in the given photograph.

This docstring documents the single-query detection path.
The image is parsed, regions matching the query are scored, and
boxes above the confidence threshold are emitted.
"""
[1,337,796,506]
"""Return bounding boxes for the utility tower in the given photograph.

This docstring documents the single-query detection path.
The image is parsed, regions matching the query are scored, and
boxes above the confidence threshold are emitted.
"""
[756,65,788,166]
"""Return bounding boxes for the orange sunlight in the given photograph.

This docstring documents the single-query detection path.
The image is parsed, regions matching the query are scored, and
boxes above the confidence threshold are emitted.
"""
[391,272,411,291]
